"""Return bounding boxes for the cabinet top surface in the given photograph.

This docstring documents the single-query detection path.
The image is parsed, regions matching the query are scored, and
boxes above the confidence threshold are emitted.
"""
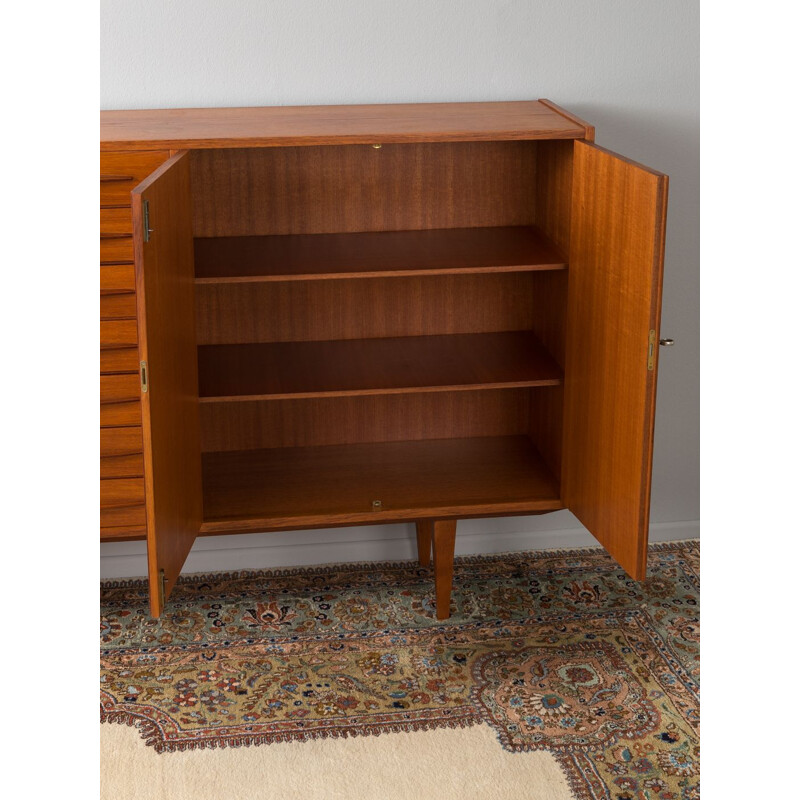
[100,99,591,150]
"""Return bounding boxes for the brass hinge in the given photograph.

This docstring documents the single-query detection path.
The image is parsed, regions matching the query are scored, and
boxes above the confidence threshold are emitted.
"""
[647,330,656,371]
[140,360,148,393]
[143,199,151,242]
[158,569,167,608]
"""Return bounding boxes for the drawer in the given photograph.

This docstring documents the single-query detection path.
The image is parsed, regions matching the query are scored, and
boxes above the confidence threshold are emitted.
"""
[100,477,145,508]
[100,430,146,526]
[101,426,144,458]
[100,346,139,374]
[101,264,136,293]
[101,505,147,528]
[101,452,145,479]
[100,208,134,261]
[100,318,138,349]
[100,150,169,207]
[100,292,136,320]
[101,426,143,457]
[100,374,142,427]
[101,373,140,404]
[100,207,133,235]
[100,399,141,427]
[100,235,134,263]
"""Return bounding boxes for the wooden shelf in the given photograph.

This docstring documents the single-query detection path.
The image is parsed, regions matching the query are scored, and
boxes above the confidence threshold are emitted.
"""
[197,331,562,402]
[201,435,563,534]
[194,226,566,283]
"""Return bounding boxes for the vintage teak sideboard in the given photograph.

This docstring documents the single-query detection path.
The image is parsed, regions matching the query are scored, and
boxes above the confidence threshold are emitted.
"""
[99,100,669,619]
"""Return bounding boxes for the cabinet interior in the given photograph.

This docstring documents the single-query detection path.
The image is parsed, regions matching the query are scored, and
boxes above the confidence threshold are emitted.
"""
[188,140,575,532]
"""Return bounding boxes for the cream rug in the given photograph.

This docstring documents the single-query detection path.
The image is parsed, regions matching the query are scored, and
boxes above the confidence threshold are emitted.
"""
[102,721,573,800]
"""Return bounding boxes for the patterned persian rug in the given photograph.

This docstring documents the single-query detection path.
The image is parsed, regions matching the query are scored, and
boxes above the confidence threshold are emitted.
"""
[101,541,699,799]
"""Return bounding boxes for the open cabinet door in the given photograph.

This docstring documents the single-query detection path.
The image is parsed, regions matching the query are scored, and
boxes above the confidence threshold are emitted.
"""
[563,141,668,581]
[132,152,202,616]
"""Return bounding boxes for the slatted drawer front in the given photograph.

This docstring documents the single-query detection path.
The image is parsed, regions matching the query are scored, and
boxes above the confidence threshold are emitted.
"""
[100,478,146,527]
[100,150,169,207]
[101,505,147,528]
[100,318,138,349]
[101,373,140,404]
[100,292,136,320]
[100,236,134,263]
[100,477,145,507]
[100,207,134,235]
[100,374,141,427]
[101,425,144,456]
[99,153,163,541]
[100,399,141,428]
[101,454,145,479]
[101,264,136,294]
[100,347,139,374]
[101,427,144,478]
[100,207,135,262]
[100,318,138,380]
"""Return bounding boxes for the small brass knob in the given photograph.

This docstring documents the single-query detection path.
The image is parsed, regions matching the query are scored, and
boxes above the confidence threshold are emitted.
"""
[659,338,675,346]
[371,143,382,149]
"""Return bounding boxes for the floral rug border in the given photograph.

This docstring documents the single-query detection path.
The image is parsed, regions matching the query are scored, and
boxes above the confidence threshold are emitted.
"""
[101,541,699,800]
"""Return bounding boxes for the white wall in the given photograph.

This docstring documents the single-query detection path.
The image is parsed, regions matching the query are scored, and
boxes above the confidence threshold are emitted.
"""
[100,0,699,578]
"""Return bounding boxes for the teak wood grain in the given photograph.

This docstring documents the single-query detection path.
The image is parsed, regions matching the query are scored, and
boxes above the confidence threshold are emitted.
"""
[100,373,141,427]
[529,385,565,482]
[199,389,533,453]
[562,141,668,582]
[201,436,563,535]
[195,273,542,345]
[100,150,170,206]
[100,400,141,428]
[101,455,145,480]
[194,226,565,283]
[100,477,145,510]
[97,100,668,619]
[100,207,134,235]
[132,152,203,615]
[101,265,136,293]
[197,332,562,401]
[100,319,138,349]
[534,140,574,256]
[100,373,139,404]
[101,100,589,151]
[100,347,139,375]
[100,504,146,528]
[100,426,145,479]
[100,237,134,263]
[99,523,147,541]
[538,100,595,143]
[190,142,537,237]
[100,292,136,320]
[431,520,458,620]
[101,426,144,457]
[415,521,433,567]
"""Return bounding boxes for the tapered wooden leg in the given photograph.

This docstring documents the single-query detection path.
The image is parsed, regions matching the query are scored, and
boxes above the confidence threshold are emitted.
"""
[415,521,433,567]
[431,520,457,620]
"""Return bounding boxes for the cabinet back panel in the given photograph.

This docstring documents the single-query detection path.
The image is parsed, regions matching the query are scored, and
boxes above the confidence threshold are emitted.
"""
[533,140,574,255]
[529,384,564,480]
[196,273,538,345]
[190,142,537,237]
[200,390,531,452]
[528,270,568,369]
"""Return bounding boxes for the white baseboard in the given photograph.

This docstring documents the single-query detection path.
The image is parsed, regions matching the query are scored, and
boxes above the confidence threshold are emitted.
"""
[100,513,699,580]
